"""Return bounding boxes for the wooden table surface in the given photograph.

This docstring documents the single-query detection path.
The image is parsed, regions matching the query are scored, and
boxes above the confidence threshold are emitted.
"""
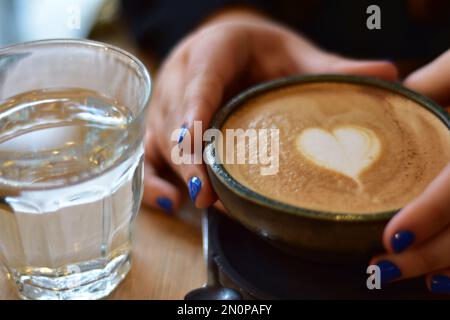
[0,205,205,300]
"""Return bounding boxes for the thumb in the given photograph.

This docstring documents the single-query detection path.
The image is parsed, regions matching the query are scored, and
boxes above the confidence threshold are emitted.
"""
[296,51,399,81]
[287,38,398,81]
[404,49,450,106]
[329,57,399,81]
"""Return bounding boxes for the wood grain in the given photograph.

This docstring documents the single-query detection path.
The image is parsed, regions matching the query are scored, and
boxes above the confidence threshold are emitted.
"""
[0,206,205,300]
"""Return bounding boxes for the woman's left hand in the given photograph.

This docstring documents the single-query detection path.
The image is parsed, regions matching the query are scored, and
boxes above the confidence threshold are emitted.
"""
[370,49,450,294]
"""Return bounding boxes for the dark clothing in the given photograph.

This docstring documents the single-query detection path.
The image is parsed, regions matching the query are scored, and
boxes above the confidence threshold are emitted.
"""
[122,0,450,62]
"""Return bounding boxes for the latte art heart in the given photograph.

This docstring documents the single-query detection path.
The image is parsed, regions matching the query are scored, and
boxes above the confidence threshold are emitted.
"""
[296,126,381,182]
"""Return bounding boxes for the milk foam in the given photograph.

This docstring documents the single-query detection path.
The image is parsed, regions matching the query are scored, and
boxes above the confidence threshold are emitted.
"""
[296,126,381,185]
[222,82,450,214]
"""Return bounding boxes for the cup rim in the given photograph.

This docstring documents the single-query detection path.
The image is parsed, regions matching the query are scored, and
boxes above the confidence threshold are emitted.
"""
[206,74,450,222]
[0,38,152,113]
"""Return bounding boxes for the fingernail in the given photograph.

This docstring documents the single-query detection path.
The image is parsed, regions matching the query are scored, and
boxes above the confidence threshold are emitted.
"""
[377,260,402,283]
[188,176,202,203]
[430,275,450,294]
[391,230,415,253]
[156,197,173,214]
[178,124,188,144]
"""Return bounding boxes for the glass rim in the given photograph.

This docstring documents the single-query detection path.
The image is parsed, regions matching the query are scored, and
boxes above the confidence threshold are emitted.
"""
[0,39,152,191]
[0,38,152,113]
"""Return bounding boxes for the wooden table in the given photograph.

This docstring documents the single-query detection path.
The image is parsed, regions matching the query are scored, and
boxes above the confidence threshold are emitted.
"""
[0,205,205,300]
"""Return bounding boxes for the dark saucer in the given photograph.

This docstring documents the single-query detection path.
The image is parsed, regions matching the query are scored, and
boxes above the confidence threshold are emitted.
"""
[208,207,445,299]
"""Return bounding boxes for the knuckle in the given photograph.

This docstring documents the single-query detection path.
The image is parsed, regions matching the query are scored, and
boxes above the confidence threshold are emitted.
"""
[425,202,450,231]
[185,68,225,107]
[189,65,224,86]
[185,85,220,111]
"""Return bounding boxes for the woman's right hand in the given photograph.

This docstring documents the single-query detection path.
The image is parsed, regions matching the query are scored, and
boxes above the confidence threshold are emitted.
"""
[367,49,450,293]
[143,10,398,214]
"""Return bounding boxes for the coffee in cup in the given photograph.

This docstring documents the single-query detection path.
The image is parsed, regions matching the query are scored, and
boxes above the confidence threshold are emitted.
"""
[221,81,450,214]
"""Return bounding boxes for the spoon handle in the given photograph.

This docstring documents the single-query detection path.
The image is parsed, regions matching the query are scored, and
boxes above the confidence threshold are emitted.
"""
[203,210,220,287]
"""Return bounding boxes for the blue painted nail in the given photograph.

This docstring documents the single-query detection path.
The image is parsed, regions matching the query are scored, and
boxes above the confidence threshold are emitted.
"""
[377,260,402,284]
[391,230,415,253]
[178,124,188,144]
[430,275,450,294]
[156,197,173,214]
[188,176,202,203]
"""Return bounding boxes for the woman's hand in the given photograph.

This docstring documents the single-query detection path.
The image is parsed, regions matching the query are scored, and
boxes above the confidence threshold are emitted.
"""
[371,49,450,294]
[143,10,398,213]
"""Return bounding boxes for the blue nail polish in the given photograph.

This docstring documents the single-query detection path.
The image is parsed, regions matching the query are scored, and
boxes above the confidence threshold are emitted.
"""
[188,176,202,203]
[391,230,415,253]
[178,124,188,144]
[430,275,450,294]
[156,197,173,214]
[377,260,402,283]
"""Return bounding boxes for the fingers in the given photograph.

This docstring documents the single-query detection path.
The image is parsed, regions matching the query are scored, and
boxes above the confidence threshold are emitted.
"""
[142,130,182,214]
[180,163,218,209]
[329,58,399,81]
[371,50,450,291]
[175,30,247,208]
[427,270,450,294]
[174,129,218,208]
[144,129,163,168]
[370,164,450,286]
[371,224,450,284]
[382,163,450,253]
[372,163,450,286]
[404,49,450,105]
[213,200,226,212]
[286,38,398,81]
[142,162,182,214]
[181,28,245,138]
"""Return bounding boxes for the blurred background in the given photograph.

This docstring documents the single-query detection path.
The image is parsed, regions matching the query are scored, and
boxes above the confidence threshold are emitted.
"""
[0,0,110,44]
[0,0,449,79]
[0,0,153,63]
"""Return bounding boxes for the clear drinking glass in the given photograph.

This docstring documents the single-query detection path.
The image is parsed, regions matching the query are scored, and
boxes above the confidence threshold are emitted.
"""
[0,39,151,299]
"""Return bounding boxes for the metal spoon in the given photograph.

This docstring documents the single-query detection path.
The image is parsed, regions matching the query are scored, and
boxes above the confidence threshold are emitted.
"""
[184,210,242,300]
